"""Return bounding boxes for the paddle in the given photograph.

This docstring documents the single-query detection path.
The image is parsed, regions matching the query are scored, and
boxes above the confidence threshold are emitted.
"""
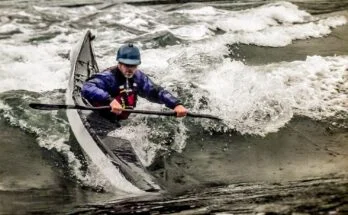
[29,103,222,121]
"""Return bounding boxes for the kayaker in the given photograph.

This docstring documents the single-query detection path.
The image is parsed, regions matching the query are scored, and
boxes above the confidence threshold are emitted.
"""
[81,43,187,120]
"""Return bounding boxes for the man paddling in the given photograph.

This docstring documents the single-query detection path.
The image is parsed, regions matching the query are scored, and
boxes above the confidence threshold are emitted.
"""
[81,43,187,120]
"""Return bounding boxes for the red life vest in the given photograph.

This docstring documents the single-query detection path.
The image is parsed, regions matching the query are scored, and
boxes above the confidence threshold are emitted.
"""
[114,80,137,120]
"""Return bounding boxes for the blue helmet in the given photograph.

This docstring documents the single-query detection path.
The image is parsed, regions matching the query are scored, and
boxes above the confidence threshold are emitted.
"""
[116,43,141,65]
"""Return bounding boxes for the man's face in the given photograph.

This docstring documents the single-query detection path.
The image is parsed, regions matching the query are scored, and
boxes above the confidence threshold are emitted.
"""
[119,63,137,78]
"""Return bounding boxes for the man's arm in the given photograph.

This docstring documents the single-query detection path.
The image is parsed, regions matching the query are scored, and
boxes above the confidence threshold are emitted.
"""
[81,72,125,115]
[137,71,182,109]
[81,73,113,104]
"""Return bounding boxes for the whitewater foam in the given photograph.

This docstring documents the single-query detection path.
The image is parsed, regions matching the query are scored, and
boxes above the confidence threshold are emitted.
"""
[197,56,348,135]
[170,2,346,46]
[109,122,159,167]
[0,43,70,93]
[232,15,347,47]
[139,46,348,136]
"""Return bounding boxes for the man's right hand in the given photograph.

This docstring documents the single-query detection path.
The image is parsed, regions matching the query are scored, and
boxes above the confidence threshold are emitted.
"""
[110,99,123,115]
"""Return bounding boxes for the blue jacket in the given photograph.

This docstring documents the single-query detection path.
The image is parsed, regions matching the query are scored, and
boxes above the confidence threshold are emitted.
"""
[81,67,181,109]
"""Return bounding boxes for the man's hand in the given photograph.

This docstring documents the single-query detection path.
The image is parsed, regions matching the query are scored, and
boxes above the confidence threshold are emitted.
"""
[174,105,188,117]
[110,99,123,115]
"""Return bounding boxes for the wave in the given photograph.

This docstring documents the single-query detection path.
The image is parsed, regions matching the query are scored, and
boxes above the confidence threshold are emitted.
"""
[0,90,117,191]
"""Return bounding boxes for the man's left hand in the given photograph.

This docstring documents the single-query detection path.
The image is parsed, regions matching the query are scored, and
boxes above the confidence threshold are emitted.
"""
[174,105,188,117]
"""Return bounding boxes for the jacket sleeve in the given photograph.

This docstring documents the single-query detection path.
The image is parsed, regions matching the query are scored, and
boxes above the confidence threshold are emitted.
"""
[81,73,113,104]
[137,71,182,109]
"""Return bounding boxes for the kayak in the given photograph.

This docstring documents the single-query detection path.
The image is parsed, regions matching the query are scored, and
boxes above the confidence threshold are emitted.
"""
[66,30,161,193]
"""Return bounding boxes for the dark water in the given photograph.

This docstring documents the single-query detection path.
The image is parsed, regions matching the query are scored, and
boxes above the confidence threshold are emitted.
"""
[73,177,348,214]
[0,0,348,214]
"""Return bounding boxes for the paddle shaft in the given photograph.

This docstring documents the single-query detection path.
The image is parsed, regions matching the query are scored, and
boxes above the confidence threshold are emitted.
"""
[29,103,221,121]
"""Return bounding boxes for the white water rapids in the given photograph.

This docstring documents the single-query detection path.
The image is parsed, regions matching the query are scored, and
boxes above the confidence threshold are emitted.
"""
[0,1,347,193]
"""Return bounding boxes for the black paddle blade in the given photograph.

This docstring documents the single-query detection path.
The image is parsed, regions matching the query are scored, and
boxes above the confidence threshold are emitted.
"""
[29,103,69,110]
[28,103,111,111]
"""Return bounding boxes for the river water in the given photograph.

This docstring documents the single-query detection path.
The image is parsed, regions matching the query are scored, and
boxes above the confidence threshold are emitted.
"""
[0,0,347,214]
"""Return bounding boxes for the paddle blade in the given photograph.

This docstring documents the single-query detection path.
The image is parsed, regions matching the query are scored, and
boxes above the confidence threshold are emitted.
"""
[29,103,70,110]
[29,103,111,111]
